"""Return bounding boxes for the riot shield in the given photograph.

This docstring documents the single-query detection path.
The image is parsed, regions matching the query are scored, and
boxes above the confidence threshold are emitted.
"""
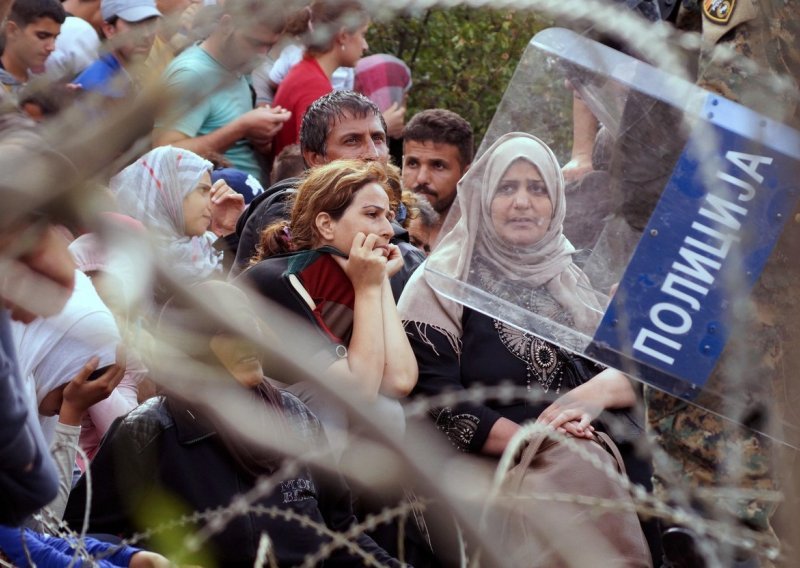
[425,27,800,447]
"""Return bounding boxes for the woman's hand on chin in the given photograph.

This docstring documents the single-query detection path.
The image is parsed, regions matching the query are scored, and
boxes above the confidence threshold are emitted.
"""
[385,243,404,277]
[210,179,245,237]
[334,232,387,291]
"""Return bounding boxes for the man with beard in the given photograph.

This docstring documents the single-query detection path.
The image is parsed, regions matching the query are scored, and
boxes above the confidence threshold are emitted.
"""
[401,108,473,250]
[152,0,291,183]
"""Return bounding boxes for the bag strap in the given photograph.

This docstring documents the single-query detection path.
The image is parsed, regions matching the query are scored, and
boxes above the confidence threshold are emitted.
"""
[594,431,628,476]
[497,433,551,546]
[505,431,550,494]
[506,431,627,494]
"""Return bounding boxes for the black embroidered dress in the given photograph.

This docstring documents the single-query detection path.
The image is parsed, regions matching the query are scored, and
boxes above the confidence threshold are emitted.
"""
[405,255,606,453]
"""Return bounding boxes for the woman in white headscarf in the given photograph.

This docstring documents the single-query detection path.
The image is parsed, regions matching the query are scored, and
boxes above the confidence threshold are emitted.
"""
[12,269,125,522]
[398,133,652,566]
[68,232,151,467]
[110,146,244,299]
[399,132,635,443]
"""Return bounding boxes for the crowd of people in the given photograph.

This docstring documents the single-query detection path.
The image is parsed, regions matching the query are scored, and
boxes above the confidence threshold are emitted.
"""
[1,0,797,566]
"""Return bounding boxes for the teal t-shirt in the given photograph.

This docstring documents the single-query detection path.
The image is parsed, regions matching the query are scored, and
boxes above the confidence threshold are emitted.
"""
[157,45,262,181]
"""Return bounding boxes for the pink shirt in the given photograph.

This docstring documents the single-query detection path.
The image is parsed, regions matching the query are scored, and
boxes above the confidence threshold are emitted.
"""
[77,365,144,470]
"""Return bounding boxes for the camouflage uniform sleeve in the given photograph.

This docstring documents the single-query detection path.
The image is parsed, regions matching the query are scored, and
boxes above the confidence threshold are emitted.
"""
[645,0,799,548]
[692,0,800,124]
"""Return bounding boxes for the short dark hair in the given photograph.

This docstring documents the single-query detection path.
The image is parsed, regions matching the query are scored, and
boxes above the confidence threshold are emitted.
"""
[9,0,66,26]
[300,90,387,157]
[271,144,305,183]
[403,109,474,167]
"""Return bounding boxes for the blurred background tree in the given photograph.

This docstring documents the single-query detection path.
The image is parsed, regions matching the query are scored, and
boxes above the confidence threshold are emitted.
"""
[368,7,552,148]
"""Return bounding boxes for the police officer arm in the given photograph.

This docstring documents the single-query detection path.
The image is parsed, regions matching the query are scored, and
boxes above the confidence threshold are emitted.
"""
[562,91,598,183]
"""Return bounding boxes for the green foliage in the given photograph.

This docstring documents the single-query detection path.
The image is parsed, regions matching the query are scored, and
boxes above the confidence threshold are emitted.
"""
[368,7,551,147]
[480,44,576,162]
[135,489,215,566]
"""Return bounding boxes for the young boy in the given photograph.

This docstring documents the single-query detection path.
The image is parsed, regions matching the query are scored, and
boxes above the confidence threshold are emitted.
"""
[0,0,65,95]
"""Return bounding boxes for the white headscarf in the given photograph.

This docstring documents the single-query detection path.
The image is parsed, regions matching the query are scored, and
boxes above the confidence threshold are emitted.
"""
[12,270,121,444]
[400,132,600,337]
[69,232,138,307]
[68,231,150,380]
[474,134,574,283]
[110,146,221,282]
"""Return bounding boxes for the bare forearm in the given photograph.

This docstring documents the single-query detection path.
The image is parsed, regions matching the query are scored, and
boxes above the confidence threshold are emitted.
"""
[571,93,598,160]
[378,280,417,398]
[342,286,385,397]
[571,368,636,410]
[153,120,246,156]
[597,368,636,408]
[58,402,83,427]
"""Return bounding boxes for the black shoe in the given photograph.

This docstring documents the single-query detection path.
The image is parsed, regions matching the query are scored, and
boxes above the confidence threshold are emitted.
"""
[660,527,706,568]
[661,527,763,568]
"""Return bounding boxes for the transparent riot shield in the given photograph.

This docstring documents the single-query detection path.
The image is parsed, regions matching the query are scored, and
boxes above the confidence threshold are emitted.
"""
[425,27,800,447]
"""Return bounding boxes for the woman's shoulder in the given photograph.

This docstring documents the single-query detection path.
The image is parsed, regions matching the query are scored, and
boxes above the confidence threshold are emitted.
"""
[242,249,339,285]
[275,57,330,103]
[240,253,293,280]
[288,55,327,81]
[397,258,429,313]
[237,252,298,296]
[121,396,170,426]
[112,396,173,453]
[279,390,312,421]
[398,260,467,339]
[279,390,324,443]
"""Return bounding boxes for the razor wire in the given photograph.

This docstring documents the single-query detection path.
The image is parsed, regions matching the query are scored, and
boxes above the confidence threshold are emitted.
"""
[2,0,798,566]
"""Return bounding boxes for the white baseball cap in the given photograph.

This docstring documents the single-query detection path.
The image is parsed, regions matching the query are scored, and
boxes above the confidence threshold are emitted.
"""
[101,0,162,23]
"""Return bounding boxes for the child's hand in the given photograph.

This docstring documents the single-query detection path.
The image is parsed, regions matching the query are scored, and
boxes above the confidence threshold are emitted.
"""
[129,550,177,568]
[60,348,126,426]
[210,180,245,237]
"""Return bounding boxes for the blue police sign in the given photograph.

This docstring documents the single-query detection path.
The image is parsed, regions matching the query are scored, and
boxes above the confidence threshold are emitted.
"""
[589,94,800,395]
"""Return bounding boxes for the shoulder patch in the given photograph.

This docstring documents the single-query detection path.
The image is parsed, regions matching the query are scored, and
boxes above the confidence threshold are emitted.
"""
[703,0,736,25]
